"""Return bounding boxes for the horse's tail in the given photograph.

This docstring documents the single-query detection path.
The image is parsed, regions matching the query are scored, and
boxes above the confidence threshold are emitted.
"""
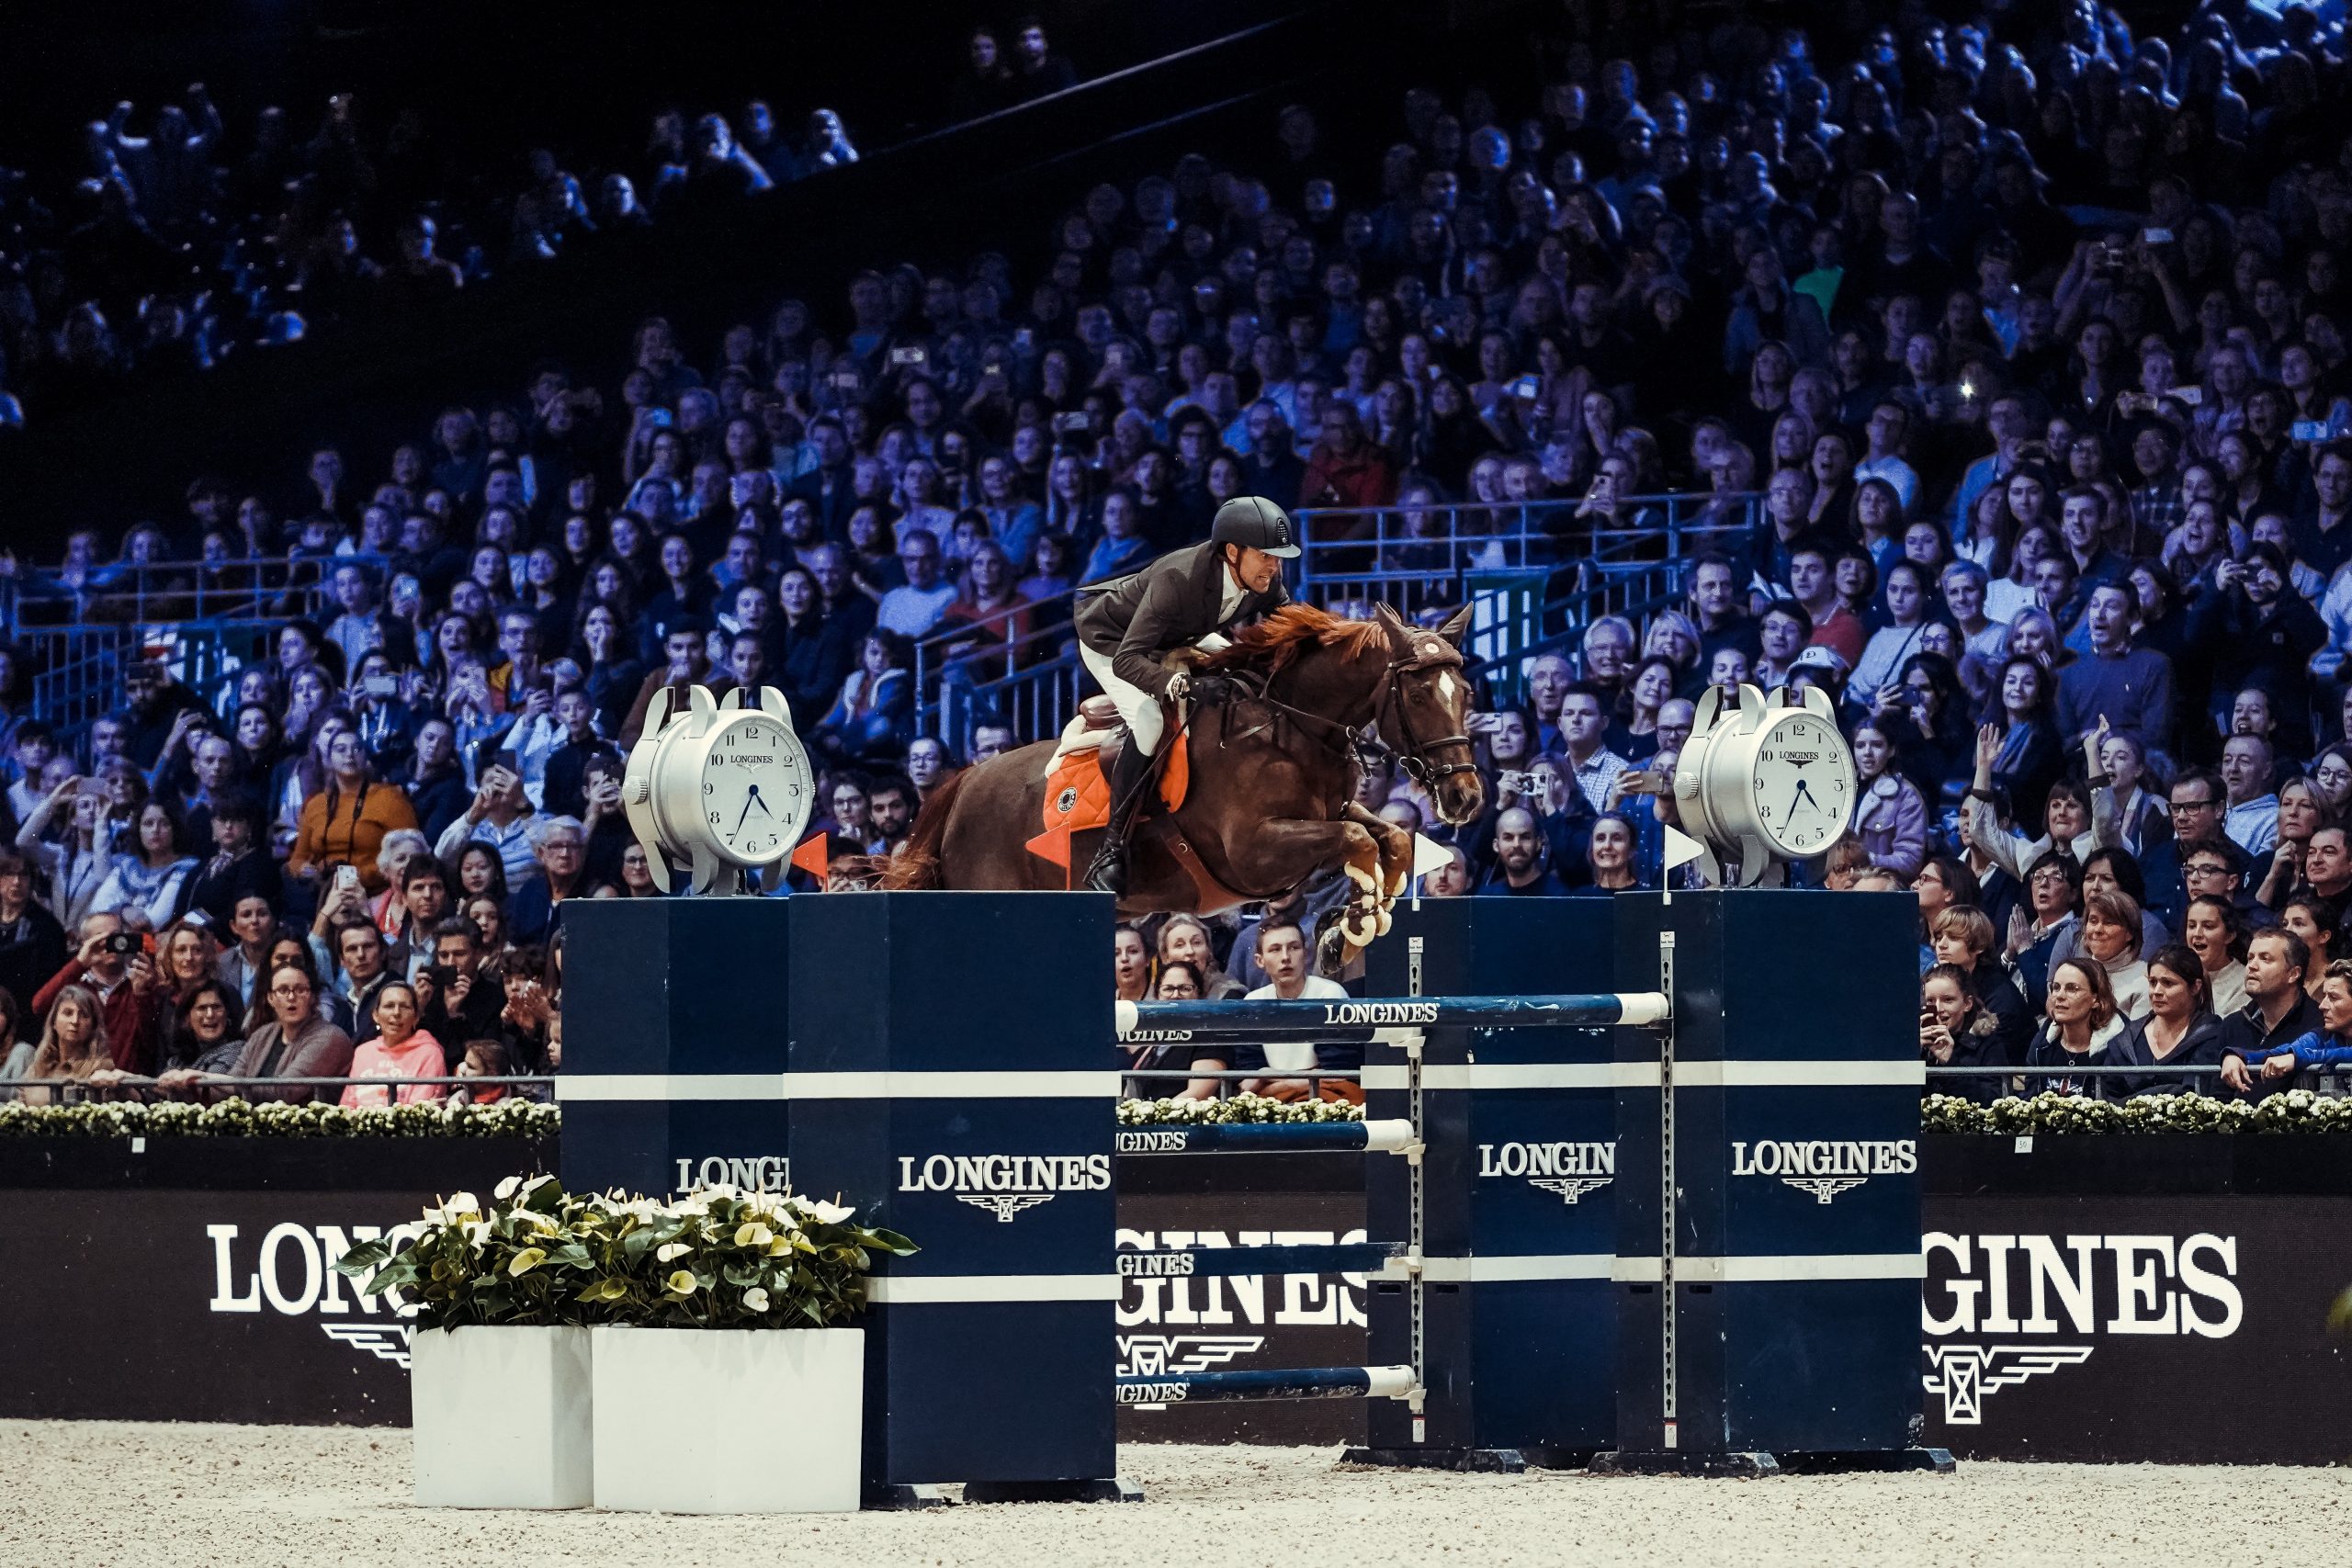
[880,761,975,890]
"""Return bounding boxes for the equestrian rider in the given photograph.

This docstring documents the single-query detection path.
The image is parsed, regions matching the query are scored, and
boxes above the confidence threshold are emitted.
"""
[1072,495,1300,894]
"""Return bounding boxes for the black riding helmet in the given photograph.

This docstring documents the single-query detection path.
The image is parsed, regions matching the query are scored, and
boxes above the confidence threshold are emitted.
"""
[1209,495,1302,558]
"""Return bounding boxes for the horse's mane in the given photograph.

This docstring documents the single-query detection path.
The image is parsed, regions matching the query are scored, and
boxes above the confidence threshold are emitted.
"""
[1203,604,1385,677]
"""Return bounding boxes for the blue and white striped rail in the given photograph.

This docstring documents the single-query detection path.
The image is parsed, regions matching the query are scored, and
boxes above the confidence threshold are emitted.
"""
[1117,1241,1402,1280]
[1114,1364,1417,1404]
[1114,991,1668,1042]
[1113,1119,1418,1155]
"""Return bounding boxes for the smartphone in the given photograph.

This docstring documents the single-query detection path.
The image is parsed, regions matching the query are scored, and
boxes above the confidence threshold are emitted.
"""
[2142,227,2173,244]
[362,674,398,698]
[1509,374,1541,401]
[1054,411,1091,434]
[1012,326,1035,352]
[2293,420,2330,443]
[334,864,361,895]
[831,370,862,390]
[889,346,927,367]
[2167,385,2205,407]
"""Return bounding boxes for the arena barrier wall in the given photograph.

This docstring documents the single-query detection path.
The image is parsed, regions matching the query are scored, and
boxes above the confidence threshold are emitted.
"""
[547,889,1938,1495]
[1,1135,2346,1461]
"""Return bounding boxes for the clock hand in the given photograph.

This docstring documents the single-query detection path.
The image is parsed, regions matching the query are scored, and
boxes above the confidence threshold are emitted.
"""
[745,784,775,820]
[733,794,754,833]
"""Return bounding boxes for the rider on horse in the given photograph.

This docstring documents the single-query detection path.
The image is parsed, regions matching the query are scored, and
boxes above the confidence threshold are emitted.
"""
[1072,495,1301,896]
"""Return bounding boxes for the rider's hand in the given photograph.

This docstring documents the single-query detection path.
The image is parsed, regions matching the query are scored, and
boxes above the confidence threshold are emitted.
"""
[1186,674,1237,706]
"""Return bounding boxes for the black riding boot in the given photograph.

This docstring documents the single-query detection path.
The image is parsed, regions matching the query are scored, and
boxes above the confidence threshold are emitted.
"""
[1082,740,1158,896]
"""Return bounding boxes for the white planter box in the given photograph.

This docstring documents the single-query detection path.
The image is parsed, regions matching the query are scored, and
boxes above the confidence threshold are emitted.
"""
[411,1325,593,1508]
[591,1325,865,1513]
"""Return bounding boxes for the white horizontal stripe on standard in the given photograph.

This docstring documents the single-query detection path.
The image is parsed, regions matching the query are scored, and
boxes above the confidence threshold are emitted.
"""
[1671,1060,1927,1088]
[556,1071,1120,1101]
[865,1274,1121,1304]
[556,1074,781,1101]
[1675,1254,1928,1283]
[1613,1256,1664,1283]
[1401,1254,1616,1283]
[1361,1062,1658,1092]
[785,1071,1120,1099]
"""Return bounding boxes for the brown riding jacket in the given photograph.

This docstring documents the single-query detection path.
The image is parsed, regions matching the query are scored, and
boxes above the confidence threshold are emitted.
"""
[1073,542,1291,699]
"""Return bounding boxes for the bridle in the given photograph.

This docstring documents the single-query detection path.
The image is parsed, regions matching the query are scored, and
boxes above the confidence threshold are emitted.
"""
[1372,645,1479,788]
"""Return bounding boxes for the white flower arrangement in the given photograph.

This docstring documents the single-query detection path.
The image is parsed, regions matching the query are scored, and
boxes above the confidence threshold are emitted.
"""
[0,1097,560,1140]
[1115,1091,1365,1126]
[337,1177,915,1330]
[1924,1089,2352,1136]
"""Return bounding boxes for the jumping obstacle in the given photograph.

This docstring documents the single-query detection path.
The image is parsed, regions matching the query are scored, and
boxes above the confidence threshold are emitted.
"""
[559,887,1942,1504]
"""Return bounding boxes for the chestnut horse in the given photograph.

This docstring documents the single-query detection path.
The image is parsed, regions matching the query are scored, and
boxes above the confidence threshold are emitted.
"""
[885,603,1485,965]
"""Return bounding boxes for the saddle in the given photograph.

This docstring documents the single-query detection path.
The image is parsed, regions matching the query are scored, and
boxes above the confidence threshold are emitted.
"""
[1028,700,1241,908]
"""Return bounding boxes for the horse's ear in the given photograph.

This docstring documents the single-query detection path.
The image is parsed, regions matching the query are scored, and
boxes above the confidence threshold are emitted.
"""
[1435,604,1474,647]
[1372,601,1414,653]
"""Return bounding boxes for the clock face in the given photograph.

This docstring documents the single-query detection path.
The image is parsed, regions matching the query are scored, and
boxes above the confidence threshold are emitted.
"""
[696,714,811,864]
[1747,710,1854,856]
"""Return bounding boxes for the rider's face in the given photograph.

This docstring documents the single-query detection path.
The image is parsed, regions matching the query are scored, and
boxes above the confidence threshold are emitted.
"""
[1227,545,1283,593]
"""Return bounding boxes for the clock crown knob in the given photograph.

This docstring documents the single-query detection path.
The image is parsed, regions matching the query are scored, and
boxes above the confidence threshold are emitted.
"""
[627,775,651,806]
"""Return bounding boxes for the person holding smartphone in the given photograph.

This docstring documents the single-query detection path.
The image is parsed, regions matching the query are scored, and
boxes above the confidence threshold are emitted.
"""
[431,750,539,891]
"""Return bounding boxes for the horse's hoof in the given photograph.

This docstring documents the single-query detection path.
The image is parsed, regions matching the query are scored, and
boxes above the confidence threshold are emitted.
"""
[1374,906,1393,937]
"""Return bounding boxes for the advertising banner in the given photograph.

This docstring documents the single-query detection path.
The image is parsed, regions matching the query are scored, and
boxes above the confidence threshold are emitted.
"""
[3,1138,2347,1463]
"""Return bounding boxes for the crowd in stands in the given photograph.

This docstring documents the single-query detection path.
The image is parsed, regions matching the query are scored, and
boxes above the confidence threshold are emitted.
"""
[7,2,2352,1110]
[0,78,862,426]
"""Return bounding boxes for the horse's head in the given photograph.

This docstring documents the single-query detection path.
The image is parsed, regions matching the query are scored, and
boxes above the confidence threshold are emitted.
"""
[1371,603,1484,827]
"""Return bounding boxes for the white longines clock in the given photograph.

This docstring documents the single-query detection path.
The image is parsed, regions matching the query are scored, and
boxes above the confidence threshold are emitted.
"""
[1672,682,1857,886]
[623,684,816,894]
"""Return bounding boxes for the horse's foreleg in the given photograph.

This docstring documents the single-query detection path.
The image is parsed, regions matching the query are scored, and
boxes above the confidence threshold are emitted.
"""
[1230,816,1386,966]
[1346,803,1417,919]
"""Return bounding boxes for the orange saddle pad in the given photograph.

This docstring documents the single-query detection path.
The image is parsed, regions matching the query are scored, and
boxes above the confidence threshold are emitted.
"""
[1026,734,1190,873]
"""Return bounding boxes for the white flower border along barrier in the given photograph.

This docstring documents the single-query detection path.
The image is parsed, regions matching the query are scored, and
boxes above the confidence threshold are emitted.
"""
[0,1098,560,1139]
[1922,1089,2352,1135]
[1115,1091,1365,1126]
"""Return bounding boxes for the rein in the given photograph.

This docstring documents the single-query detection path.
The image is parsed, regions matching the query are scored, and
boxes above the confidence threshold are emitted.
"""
[1206,645,1476,790]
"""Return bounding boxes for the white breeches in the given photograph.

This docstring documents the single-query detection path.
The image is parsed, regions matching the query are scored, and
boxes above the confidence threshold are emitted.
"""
[1080,634,1227,758]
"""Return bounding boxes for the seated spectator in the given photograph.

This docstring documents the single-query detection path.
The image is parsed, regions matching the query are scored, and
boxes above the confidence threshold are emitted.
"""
[813,631,913,761]
[91,800,198,926]
[1849,724,1927,881]
[0,851,70,1017]
[2217,928,2323,1100]
[2223,957,2352,1094]
[213,962,354,1103]
[448,1037,520,1106]
[2100,945,2227,1101]
[1236,919,1352,1102]
[509,815,600,944]
[341,980,446,1107]
[1477,807,1569,897]
[876,529,958,639]
[1569,813,1644,896]
[1962,721,2114,884]
[30,911,161,1074]
[432,751,539,890]
[1123,960,1229,1100]
[2076,889,2151,1021]
[2023,956,2125,1097]
[1919,962,2007,1105]
[149,978,245,1082]
[287,728,423,895]
[413,916,508,1058]
[13,984,109,1104]
[1155,913,1246,1000]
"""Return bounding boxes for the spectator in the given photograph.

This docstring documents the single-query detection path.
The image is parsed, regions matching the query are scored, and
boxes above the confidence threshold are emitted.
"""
[210,962,354,1103]
[1849,724,1927,881]
[1236,919,1348,1101]
[341,980,446,1108]
[1478,807,1568,897]
[1919,961,2007,1105]
[2055,584,2173,750]
[877,528,958,639]
[432,752,538,889]
[413,916,507,1057]
[2100,945,2228,1101]
[2023,956,2124,1097]
[15,984,110,1105]
[2219,928,2324,1099]
[152,978,244,1081]
[1123,960,1229,1100]
[0,851,70,1016]
[2077,889,2152,1021]
[30,910,162,1073]
[288,728,422,893]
